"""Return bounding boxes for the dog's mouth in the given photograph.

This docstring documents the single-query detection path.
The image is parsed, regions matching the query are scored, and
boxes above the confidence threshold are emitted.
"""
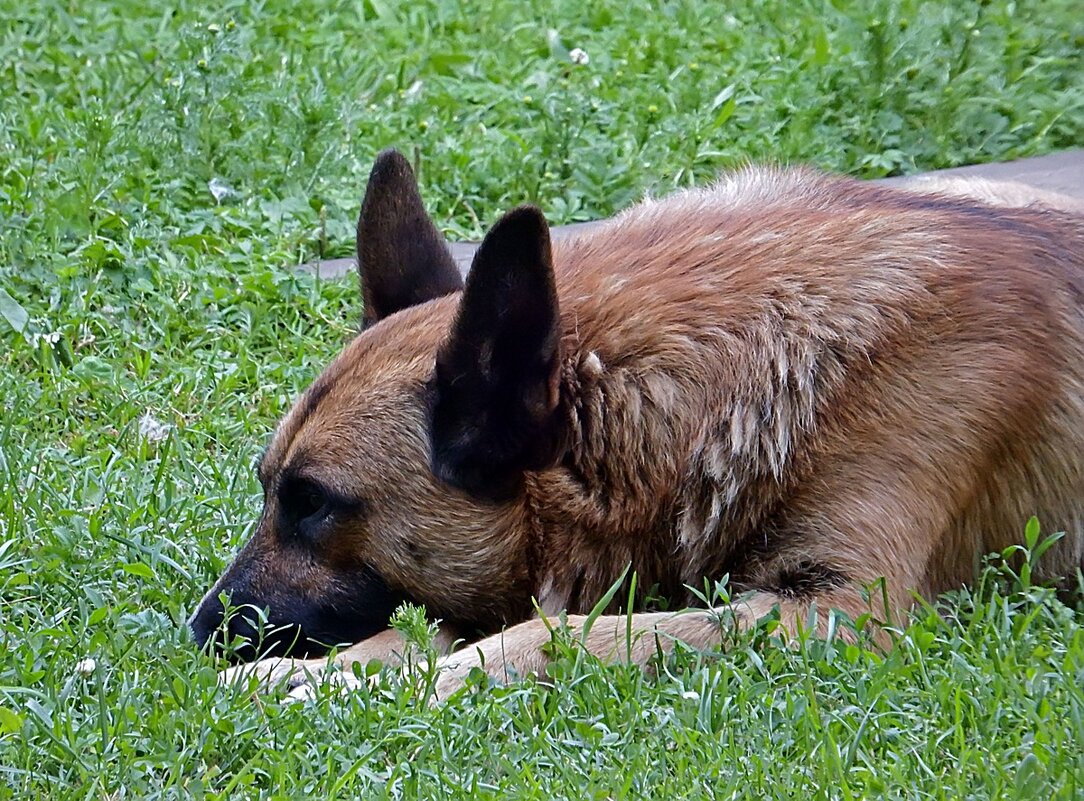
[196,614,317,663]
[189,565,407,662]
[195,611,383,663]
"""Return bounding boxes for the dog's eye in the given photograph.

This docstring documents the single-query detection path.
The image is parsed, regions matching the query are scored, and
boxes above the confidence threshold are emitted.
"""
[279,477,329,525]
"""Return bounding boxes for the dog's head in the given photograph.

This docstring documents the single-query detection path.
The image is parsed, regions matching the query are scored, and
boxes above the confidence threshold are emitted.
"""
[189,150,568,661]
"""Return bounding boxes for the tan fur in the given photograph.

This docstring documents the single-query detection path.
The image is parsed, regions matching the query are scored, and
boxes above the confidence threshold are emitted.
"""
[215,167,1084,698]
[899,175,1084,214]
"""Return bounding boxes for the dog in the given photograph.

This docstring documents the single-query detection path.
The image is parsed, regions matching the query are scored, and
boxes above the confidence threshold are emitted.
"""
[190,149,1084,699]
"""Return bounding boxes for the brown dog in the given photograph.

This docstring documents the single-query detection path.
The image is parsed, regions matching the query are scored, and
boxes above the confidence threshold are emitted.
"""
[192,150,1084,699]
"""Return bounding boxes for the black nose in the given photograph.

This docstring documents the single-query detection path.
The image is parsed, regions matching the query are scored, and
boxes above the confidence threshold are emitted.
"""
[188,593,225,651]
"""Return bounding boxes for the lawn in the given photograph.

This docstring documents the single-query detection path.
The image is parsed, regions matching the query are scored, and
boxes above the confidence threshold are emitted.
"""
[1,0,1083,798]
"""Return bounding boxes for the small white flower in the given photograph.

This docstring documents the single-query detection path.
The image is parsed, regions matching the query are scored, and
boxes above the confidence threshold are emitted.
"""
[207,177,235,203]
[75,658,97,675]
[138,413,171,442]
[681,690,700,701]
[569,47,590,65]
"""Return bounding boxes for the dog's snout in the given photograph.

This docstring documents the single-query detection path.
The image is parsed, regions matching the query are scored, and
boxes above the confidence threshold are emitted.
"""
[188,589,281,663]
[189,540,405,662]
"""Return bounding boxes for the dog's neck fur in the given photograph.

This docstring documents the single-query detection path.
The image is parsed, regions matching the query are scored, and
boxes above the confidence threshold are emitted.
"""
[528,330,815,615]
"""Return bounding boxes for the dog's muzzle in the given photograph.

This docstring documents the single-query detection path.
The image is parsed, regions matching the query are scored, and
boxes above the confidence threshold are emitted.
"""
[188,564,406,662]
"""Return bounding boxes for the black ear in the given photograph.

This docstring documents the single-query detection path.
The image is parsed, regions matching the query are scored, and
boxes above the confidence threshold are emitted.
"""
[357,149,463,327]
[430,206,565,501]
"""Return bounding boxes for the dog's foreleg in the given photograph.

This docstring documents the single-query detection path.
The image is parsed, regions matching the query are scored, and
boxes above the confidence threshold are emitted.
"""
[432,589,883,699]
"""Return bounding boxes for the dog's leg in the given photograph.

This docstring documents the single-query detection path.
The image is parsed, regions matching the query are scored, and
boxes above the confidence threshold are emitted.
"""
[431,588,882,699]
[219,624,460,700]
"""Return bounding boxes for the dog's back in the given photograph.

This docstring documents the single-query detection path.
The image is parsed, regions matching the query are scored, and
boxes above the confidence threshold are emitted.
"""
[533,168,1084,616]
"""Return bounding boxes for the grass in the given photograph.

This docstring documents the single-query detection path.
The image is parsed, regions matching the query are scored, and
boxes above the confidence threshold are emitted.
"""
[1,0,1083,797]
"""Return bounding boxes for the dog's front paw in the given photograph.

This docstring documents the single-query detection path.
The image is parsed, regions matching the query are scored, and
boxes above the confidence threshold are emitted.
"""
[218,657,303,691]
[218,656,366,702]
[281,668,367,704]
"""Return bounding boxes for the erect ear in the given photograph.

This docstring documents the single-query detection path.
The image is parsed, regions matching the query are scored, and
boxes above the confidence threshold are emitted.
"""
[356,149,463,327]
[430,206,565,501]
